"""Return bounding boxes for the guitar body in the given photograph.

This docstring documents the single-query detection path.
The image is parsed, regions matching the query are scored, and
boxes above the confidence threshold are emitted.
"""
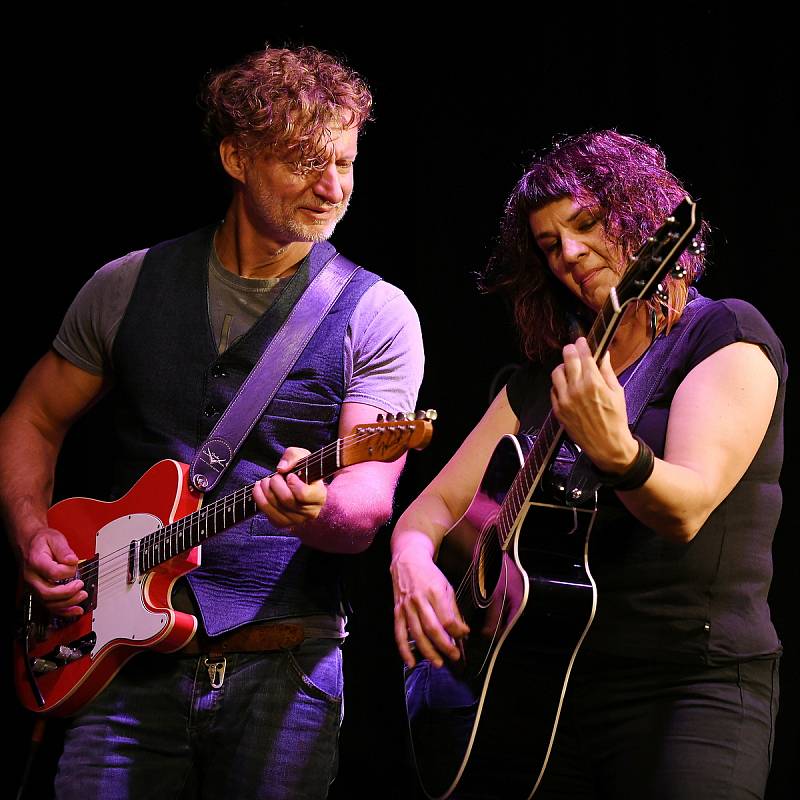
[14,414,436,717]
[15,459,202,716]
[406,435,597,799]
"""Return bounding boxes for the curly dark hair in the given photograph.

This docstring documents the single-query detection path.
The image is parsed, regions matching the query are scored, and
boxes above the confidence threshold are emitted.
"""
[481,130,710,362]
[201,45,373,174]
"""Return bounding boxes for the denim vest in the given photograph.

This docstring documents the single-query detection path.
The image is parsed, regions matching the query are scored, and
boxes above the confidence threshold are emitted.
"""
[111,226,381,634]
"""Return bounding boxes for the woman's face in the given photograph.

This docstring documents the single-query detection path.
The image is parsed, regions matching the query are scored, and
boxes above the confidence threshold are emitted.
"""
[529,196,626,313]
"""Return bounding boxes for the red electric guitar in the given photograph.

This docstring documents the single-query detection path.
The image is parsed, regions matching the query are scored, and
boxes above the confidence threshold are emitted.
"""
[15,411,435,716]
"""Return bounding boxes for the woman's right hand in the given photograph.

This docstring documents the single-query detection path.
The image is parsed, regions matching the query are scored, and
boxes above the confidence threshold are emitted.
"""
[391,541,469,669]
[389,388,519,669]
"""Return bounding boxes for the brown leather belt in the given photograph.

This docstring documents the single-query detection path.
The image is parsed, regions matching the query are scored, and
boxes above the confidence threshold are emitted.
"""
[180,622,305,656]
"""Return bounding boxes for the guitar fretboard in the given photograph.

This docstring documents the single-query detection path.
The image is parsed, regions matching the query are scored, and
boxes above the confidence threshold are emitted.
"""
[493,201,697,548]
[137,444,342,573]
[495,305,617,545]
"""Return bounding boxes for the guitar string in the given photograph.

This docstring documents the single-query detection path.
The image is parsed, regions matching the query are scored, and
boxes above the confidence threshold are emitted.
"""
[427,218,691,624]
[55,426,421,591]
[449,291,656,611]
[450,419,562,609]
[59,427,406,592]
[448,295,617,611]
[68,425,414,586]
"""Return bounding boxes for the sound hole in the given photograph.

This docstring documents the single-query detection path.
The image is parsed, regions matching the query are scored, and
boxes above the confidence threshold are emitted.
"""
[473,525,503,607]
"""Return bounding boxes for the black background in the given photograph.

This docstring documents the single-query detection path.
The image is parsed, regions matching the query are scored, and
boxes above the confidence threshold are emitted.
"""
[4,3,796,797]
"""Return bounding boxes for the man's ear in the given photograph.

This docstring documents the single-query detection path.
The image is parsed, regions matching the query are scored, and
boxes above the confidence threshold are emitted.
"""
[219,136,247,182]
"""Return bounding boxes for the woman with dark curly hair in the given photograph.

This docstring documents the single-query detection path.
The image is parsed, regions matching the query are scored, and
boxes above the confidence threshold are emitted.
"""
[392,130,784,799]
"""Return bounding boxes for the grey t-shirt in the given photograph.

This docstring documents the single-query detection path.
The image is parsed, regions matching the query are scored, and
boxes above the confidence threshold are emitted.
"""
[54,245,425,415]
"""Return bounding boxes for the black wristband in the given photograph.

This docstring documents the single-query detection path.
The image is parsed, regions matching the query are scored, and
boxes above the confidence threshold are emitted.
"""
[599,435,655,491]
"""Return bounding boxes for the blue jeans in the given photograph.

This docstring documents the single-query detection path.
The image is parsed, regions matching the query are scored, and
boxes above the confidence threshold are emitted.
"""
[54,639,344,800]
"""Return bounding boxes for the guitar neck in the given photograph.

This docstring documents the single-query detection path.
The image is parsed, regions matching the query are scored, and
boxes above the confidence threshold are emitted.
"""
[492,304,623,548]
[136,449,338,574]
[491,269,660,544]
[493,199,699,547]
[136,413,435,574]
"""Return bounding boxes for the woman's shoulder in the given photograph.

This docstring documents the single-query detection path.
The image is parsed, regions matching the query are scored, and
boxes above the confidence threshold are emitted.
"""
[676,292,786,382]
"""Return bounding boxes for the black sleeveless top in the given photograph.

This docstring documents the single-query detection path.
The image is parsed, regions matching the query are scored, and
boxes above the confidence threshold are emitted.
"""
[507,296,786,665]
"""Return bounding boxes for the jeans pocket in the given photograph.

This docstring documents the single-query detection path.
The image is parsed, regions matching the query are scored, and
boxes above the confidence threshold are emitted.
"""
[286,640,343,707]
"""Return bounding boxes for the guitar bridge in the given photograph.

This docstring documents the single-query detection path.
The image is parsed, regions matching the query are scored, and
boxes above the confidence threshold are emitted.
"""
[31,632,98,674]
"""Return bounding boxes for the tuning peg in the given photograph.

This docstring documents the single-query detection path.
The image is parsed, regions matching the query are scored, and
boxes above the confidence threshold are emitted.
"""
[690,238,706,256]
[386,413,395,421]
[670,264,687,279]
[376,413,384,422]
[419,409,438,421]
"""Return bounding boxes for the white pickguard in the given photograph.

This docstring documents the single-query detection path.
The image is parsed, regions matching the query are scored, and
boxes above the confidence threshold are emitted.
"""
[91,513,169,655]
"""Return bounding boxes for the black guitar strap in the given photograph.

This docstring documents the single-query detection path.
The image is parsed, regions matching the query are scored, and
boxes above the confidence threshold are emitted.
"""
[564,293,712,502]
[189,250,362,494]
[623,294,712,428]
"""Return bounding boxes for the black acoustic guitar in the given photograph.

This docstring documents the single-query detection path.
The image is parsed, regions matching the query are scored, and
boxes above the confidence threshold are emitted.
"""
[405,199,701,800]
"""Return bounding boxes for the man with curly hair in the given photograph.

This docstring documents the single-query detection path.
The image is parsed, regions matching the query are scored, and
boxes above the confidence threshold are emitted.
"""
[2,45,423,799]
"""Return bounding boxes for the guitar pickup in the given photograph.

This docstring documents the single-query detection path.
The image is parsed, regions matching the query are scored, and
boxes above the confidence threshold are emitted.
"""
[127,540,137,584]
[76,556,99,613]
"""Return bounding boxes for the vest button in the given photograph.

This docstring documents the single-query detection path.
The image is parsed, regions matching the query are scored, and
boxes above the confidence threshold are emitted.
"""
[210,364,227,378]
[204,404,220,417]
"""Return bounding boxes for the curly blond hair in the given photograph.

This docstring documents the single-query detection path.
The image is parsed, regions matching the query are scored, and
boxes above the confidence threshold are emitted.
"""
[202,45,373,173]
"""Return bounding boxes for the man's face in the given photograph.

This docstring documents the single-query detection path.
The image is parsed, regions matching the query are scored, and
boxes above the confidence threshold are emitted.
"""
[239,126,358,246]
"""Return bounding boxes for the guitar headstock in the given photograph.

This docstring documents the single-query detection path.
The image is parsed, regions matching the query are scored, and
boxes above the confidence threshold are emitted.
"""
[344,410,437,466]
[614,197,701,309]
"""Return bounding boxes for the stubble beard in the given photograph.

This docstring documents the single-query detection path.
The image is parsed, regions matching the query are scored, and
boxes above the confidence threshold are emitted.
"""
[273,192,351,244]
